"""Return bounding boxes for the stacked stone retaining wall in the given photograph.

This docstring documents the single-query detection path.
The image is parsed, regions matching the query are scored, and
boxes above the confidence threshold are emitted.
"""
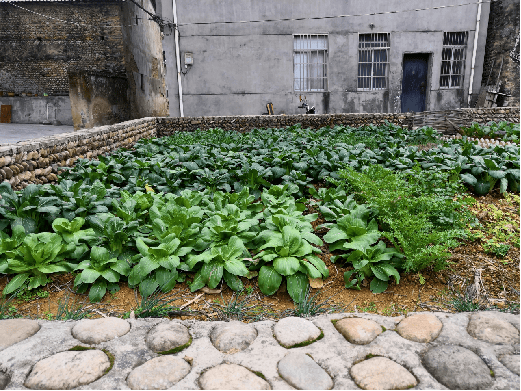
[0,118,157,190]
[156,113,412,136]
[0,107,518,190]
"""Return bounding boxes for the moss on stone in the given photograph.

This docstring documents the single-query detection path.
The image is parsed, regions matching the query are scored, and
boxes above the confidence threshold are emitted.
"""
[101,349,115,375]
[280,328,324,349]
[157,337,193,355]
[68,346,94,351]
[252,370,266,380]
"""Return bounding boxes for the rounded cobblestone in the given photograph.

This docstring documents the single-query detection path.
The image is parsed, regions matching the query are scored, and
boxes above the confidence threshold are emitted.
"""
[210,321,257,353]
[350,356,418,390]
[396,313,443,343]
[198,363,270,390]
[467,312,520,345]
[72,317,130,344]
[422,345,494,389]
[126,356,191,389]
[334,317,382,345]
[145,321,191,353]
[274,317,321,348]
[277,352,333,390]
[24,350,110,389]
[0,319,40,350]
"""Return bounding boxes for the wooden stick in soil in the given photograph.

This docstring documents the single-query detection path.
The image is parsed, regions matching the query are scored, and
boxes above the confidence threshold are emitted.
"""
[179,293,204,309]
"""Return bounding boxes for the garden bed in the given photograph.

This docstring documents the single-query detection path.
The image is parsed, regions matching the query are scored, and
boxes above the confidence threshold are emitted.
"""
[1,123,519,321]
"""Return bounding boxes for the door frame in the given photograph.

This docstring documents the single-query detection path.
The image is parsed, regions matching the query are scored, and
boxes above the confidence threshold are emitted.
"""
[400,52,433,112]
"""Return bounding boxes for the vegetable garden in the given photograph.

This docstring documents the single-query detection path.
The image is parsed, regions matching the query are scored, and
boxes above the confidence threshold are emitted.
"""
[0,122,519,320]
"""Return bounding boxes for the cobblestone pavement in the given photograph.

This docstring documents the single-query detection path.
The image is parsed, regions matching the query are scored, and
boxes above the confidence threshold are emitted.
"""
[0,311,519,390]
[0,123,75,145]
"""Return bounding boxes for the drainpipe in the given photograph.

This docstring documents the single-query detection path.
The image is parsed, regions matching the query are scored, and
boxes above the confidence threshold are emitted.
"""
[172,0,184,117]
[467,0,483,107]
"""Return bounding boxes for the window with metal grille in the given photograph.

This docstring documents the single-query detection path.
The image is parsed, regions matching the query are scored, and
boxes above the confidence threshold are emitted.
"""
[293,34,328,92]
[358,33,390,91]
[440,32,468,88]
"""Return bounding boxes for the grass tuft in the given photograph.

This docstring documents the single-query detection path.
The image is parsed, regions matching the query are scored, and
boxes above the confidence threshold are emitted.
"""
[0,293,19,319]
[209,288,267,322]
[284,286,345,318]
[252,371,267,380]
[129,288,184,318]
[55,292,91,321]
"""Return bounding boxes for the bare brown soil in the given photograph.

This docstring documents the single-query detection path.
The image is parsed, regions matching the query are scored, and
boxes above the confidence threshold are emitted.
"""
[1,189,519,322]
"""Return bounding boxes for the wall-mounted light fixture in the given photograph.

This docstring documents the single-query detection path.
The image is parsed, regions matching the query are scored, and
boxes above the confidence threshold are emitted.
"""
[369,23,375,30]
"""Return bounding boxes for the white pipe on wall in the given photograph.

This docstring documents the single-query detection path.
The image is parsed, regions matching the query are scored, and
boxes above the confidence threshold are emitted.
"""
[468,0,483,107]
[173,0,184,117]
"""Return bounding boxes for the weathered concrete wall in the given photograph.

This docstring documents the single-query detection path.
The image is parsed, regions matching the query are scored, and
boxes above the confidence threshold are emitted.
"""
[481,0,520,107]
[68,72,130,130]
[160,0,490,116]
[121,0,169,119]
[0,96,73,126]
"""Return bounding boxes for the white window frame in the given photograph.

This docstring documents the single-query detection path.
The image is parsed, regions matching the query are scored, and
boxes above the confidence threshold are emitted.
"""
[293,34,329,92]
[357,33,390,91]
[440,31,468,89]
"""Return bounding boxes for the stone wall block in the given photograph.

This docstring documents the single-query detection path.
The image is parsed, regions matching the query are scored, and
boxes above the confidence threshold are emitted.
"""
[9,165,19,176]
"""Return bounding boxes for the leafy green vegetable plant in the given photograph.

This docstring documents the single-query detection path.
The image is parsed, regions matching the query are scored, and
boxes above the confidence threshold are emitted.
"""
[87,213,138,255]
[333,165,472,273]
[74,246,131,302]
[2,231,77,295]
[187,236,250,292]
[127,234,191,297]
[0,182,61,234]
[256,226,328,303]
[341,241,403,293]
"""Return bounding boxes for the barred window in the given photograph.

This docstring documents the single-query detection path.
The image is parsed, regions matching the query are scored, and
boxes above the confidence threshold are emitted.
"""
[293,34,328,92]
[358,33,390,91]
[440,32,468,88]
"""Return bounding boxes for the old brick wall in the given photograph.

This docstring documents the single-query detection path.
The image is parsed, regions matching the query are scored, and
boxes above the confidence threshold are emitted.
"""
[481,0,520,106]
[0,1,126,97]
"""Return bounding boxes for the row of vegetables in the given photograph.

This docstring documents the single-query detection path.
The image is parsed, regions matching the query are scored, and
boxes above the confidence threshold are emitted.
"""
[460,121,520,143]
[0,183,400,302]
[58,123,520,197]
[0,122,519,302]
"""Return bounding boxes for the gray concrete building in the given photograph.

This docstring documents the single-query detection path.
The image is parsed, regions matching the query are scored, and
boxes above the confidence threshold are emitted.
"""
[160,0,491,117]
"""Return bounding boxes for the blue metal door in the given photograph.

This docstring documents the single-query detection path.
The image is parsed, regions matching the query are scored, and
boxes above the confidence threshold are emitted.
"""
[401,54,429,113]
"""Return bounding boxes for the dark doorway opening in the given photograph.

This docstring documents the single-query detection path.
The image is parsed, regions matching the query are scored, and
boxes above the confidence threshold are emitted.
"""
[401,53,430,113]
